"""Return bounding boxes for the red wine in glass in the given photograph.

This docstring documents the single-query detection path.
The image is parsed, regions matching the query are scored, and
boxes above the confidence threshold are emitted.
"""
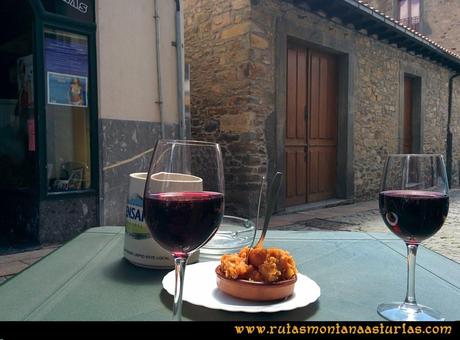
[379,190,449,243]
[144,139,224,321]
[377,154,449,322]
[144,191,224,257]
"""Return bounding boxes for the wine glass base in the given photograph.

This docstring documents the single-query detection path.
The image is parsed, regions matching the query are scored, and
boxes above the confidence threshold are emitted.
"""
[377,302,444,321]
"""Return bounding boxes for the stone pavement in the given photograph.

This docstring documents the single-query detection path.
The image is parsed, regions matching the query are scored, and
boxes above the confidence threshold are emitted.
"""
[270,189,460,264]
[0,246,59,284]
[0,190,459,283]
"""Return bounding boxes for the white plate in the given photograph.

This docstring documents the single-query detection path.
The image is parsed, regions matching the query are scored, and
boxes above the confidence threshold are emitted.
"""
[162,261,321,313]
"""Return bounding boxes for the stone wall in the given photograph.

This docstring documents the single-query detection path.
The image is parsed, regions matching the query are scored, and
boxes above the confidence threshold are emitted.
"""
[184,0,266,217]
[423,0,460,53]
[184,0,460,212]
[353,35,399,199]
[355,36,460,194]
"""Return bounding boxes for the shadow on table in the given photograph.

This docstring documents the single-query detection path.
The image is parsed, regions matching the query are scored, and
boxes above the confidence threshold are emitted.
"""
[159,290,320,321]
[103,258,170,285]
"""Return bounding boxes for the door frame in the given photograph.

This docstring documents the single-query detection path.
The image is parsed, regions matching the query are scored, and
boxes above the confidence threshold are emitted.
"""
[273,17,355,210]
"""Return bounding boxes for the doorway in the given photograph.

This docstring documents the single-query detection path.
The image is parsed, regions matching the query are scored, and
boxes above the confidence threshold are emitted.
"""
[285,44,338,206]
[399,71,422,154]
[0,0,38,248]
[403,75,414,153]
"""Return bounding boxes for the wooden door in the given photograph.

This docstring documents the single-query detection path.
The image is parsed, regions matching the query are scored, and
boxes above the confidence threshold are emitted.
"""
[403,76,413,154]
[285,45,338,206]
[285,45,307,206]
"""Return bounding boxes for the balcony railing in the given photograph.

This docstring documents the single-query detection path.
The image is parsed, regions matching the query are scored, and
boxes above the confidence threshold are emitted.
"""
[400,16,420,31]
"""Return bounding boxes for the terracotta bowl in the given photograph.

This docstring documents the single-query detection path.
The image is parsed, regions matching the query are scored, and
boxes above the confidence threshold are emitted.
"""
[215,265,297,301]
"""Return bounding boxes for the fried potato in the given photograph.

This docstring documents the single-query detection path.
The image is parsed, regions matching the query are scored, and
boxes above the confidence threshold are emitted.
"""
[220,246,297,283]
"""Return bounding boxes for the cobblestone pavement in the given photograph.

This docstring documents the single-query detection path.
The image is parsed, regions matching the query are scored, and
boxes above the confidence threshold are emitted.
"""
[0,245,60,284]
[271,190,460,264]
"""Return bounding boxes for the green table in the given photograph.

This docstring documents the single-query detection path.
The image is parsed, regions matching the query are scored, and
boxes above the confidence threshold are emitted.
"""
[0,227,459,321]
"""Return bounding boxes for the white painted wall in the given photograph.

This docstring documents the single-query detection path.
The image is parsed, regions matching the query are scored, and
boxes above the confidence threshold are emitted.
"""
[97,0,179,123]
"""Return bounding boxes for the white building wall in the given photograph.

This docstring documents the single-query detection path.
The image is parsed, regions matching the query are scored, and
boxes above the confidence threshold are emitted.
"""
[97,0,179,123]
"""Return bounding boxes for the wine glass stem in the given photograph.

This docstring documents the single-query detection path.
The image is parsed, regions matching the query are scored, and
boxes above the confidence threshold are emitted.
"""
[404,243,418,305]
[173,256,188,321]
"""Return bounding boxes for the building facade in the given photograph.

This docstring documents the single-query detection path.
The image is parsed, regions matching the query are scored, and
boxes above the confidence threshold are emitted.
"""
[367,0,460,53]
[0,0,185,245]
[184,0,460,217]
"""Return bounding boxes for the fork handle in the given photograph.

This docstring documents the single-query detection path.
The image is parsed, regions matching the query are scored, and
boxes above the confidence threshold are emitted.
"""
[254,172,283,249]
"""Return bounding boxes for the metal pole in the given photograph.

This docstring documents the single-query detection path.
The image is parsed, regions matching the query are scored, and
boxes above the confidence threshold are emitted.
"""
[154,0,166,138]
[175,0,186,139]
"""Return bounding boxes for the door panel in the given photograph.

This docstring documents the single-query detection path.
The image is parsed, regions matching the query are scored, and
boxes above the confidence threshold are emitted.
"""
[319,57,328,139]
[296,48,307,138]
[309,53,320,140]
[286,48,297,140]
[307,50,338,202]
[308,146,337,202]
[285,45,307,206]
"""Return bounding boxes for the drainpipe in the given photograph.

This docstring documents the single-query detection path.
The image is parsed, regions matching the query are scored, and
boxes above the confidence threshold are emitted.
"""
[154,0,166,138]
[175,0,186,139]
[447,73,460,188]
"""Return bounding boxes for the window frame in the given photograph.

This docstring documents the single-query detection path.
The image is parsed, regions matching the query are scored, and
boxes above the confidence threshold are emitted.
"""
[397,0,422,32]
[29,0,98,200]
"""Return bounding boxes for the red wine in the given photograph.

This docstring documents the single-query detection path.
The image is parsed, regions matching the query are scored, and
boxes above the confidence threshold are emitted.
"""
[379,190,449,243]
[144,191,224,256]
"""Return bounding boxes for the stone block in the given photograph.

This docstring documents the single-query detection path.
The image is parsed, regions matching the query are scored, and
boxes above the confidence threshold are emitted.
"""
[204,119,220,132]
[232,0,249,10]
[220,112,252,133]
[250,34,269,49]
[221,22,250,39]
[212,12,232,30]
[220,133,240,142]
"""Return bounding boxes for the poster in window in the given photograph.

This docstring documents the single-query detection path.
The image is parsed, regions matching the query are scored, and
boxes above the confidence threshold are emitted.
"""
[44,29,88,107]
[47,72,87,107]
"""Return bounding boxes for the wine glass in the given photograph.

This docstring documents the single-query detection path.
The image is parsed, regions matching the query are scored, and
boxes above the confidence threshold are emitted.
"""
[143,139,224,321]
[378,154,449,321]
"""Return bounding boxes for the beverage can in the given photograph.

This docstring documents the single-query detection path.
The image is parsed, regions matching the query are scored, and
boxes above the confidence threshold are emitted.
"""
[124,172,200,268]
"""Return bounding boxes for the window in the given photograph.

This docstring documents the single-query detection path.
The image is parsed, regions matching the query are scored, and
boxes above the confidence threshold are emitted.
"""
[44,28,92,193]
[398,0,420,31]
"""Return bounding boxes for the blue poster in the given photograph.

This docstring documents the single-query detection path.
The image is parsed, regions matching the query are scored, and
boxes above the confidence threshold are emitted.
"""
[44,29,89,107]
[47,72,87,107]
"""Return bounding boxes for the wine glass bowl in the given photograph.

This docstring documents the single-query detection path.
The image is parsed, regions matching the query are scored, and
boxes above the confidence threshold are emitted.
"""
[377,154,449,321]
[144,140,224,321]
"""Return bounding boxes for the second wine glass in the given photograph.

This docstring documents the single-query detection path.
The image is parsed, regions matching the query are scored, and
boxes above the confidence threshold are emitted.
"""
[143,139,224,321]
[378,154,449,321]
